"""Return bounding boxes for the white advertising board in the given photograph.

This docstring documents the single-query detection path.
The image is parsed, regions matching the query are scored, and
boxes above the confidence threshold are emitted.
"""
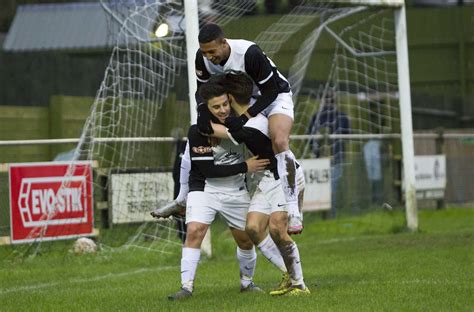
[110,172,174,224]
[403,155,447,200]
[298,158,332,211]
[414,155,446,199]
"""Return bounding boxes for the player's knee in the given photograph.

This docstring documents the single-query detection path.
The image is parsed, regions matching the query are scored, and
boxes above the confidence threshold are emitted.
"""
[245,225,260,244]
[272,136,289,152]
[185,223,207,245]
[236,235,254,250]
[268,214,287,243]
[268,224,285,243]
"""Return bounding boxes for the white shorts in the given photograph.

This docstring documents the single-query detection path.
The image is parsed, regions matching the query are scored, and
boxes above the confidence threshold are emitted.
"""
[249,165,306,215]
[260,92,294,120]
[248,172,287,216]
[186,191,250,230]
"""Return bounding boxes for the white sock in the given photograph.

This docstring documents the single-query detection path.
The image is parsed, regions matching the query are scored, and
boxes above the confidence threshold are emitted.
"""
[275,150,299,214]
[181,247,201,292]
[278,242,305,288]
[237,246,257,288]
[257,234,287,273]
[175,142,191,206]
[179,142,191,184]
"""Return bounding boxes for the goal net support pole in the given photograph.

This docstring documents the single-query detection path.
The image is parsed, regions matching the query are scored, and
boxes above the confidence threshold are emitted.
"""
[395,5,418,231]
[184,0,212,257]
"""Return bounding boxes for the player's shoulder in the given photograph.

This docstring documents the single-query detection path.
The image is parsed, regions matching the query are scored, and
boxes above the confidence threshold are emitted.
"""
[188,124,201,138]
[227,39,257,52]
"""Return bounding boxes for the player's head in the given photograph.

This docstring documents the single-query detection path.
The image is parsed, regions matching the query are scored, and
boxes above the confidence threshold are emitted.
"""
[198,77,230,124]
[323,87,336,107]
[198,24,230,65]
[224,72,253,105]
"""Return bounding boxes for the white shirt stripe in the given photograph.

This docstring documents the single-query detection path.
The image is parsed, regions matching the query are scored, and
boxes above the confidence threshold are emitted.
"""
[258,71,273,85]
[191,156,214,161]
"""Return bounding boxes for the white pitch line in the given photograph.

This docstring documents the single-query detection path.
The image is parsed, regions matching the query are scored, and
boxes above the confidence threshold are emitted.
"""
[0,265,177,295]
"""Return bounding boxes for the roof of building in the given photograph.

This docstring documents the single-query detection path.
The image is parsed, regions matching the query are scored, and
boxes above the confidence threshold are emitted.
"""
[3,2,129,52]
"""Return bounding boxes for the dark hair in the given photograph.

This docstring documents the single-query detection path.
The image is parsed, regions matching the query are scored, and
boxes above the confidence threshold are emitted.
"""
[224,72,253,104]
[198,75,227,102]
[198,23,224,44]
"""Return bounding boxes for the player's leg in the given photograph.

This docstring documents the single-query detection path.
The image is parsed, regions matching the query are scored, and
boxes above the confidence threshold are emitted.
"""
[296,164,306,224]
[179,221,209,292]
[267,212,308,295]
[229,227,262,292]
[247,188,288,275]
[220,192,262,292]
[261,176,308,296]
[267,99,302,234]
[169,192,217,300]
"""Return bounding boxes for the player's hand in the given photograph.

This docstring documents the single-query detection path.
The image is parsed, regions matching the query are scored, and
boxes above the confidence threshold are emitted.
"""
[197,104,214,135]
[225,115,248,132]
[245,155,270,173]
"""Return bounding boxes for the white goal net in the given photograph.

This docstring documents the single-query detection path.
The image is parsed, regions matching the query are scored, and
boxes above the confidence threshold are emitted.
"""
[12,0,413,257]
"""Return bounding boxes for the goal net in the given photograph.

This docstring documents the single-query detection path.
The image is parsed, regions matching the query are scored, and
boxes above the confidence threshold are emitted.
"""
[9,0,410,257]
[253,1,405,234]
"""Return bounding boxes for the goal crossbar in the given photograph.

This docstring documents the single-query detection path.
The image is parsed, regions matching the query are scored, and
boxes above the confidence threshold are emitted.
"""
[327,0,403,7]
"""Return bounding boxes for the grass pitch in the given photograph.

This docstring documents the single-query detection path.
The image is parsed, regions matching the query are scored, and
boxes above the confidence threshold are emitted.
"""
[1,207,473,311]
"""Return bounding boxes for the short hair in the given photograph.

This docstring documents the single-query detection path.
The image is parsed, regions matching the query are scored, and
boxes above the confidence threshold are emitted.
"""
[198,75,227,103]
[224,72,253,104]
[198,23,224,44]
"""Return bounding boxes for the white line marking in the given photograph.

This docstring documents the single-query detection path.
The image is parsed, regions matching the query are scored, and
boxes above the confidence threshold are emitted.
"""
[0,266,176,295]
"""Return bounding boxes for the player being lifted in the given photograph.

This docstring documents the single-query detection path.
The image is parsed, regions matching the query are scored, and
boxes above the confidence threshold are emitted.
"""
[167,82,274,301]
[195,24,303,234]
[208,73,309,296]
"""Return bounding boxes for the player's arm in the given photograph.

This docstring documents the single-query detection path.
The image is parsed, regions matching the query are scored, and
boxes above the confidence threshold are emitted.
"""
[209,122,230,139]
[224,46,279,131]
[195,50,214,134]
[200,122,232,140]
[188,125,268,177]
[245,45,279,117]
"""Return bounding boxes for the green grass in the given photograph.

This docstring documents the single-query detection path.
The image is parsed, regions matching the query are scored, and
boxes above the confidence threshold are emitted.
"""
[1,207,473,311]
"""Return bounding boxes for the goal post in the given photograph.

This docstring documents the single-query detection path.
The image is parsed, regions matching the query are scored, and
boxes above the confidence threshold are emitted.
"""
[183,0,212,257]
[394,5,418,231]
[333,0,418,230]
[281,0,417,230]
[7,0,419,258]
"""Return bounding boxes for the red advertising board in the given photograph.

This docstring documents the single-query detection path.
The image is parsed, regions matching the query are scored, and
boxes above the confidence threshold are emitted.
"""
[9,161,93,244]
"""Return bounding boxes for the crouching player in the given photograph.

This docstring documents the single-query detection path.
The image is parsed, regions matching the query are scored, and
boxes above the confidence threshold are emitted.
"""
[167,81,270,301]
[210,73,309,296]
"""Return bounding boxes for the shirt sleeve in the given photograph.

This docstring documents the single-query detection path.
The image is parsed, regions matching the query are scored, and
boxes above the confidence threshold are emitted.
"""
[188,125,247,178]
[195,50,211,105]
[226,127,253,145]
[244,45,279,117]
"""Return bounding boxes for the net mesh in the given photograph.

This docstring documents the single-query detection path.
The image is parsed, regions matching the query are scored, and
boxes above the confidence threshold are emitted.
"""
[288,6,401,217]
[6,1,406,258]
[6,0,256,257]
